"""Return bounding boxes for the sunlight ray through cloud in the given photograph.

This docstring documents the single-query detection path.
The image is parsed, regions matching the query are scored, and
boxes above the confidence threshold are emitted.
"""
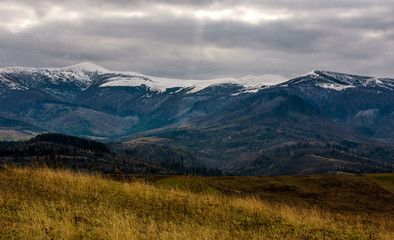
[194,7,289,24]
[195,9,233,21]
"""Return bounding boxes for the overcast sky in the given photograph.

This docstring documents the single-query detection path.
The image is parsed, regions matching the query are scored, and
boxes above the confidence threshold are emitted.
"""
[0,0,393,79]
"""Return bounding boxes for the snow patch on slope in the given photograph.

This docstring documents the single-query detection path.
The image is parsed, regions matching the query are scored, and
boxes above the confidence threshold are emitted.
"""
[0,76,28,90]
[316,83,356,91]
[299,70,319,78]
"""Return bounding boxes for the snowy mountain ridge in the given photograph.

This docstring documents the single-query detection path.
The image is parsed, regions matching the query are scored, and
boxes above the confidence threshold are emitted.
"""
[297,70,394,90]
[0,63,94,90]
[1,63,394,94]
[0,62,287,93]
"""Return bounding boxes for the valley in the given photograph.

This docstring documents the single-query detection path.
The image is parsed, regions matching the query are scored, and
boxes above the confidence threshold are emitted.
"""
[0,64,393,175]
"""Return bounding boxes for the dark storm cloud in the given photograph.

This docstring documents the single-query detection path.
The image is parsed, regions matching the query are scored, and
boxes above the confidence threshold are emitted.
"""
[0,0,394,79]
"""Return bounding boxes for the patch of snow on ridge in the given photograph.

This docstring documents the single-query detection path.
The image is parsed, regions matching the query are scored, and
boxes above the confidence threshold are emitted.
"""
[299,70,319,78]
[0,76,28,90]
[238,74,287,86]
[316,83,356,91]
[363,77,386,87]
[0,62,108,74]
[355,109,378,118]
[100,76,153,88]
[100,74,287,93]
[371,77,383,85]
[309,71,319,77]
[0,66,38,74]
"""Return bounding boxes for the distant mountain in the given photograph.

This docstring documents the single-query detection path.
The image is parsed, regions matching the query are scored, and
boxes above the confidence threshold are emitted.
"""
[0,63,393,175]
[273,70,394,139]
[0,62,287,138]
[0,62,286,99]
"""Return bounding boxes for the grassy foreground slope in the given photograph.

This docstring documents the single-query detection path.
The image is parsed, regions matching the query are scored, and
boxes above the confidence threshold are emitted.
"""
[203,174,394,219]
[0,168,393,239]
[367,173,394,194]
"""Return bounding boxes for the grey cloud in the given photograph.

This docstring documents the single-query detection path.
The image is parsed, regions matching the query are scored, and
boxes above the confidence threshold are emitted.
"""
[0,0,394,79]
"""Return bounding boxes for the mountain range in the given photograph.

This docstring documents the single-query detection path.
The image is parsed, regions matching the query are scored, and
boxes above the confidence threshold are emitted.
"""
[0,63,393,175]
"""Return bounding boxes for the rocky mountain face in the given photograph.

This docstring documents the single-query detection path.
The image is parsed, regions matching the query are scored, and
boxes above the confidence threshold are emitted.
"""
[0,63,393,175]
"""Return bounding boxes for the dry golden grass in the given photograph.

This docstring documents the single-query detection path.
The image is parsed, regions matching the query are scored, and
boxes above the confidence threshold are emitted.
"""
[0,167,392,239]
[368,173,394,194]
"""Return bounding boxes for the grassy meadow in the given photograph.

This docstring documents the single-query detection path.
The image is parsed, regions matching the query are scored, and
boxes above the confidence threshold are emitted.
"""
[0,167,393,239]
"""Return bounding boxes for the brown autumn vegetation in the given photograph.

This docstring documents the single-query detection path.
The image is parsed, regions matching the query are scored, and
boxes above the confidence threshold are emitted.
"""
[0,167,393,239]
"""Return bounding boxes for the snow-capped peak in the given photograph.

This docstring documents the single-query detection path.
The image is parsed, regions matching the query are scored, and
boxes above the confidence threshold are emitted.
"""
[61,62,110,73]
[0,63,99,91]
[299,70,319,78]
